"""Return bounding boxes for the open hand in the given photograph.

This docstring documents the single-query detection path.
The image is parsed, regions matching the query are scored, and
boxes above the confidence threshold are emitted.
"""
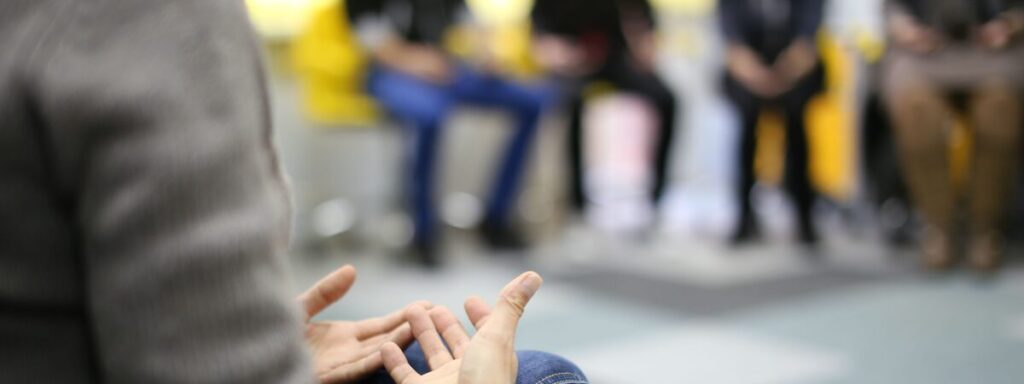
[890,16,945,54]
[728,45,785,98]
[298,265,429,383]
[379,272,543,384]
[774,39,818,87]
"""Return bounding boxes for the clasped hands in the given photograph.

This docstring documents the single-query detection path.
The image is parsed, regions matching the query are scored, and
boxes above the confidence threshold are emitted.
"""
[727,39,817,99]
[297,265,542,384]
[890,13,1024,54]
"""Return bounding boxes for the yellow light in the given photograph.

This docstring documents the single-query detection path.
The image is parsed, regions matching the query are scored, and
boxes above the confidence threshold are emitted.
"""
[466,0,533,26]
[650,0,716,15]
[245,0,337,39]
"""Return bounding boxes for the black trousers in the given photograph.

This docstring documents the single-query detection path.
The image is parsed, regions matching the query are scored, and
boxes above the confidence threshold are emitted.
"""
[565,58,680,211]
[725,67,823,228]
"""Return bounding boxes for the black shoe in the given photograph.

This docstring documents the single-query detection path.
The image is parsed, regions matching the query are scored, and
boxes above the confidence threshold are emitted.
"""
[796,205,819,245]
[729,216,761,246]
[797,222,819,245]
[480,219,528,251]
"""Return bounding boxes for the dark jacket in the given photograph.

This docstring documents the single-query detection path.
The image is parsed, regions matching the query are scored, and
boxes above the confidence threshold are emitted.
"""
[346,0,468,47]
[719,0,825,62]
[531,0,656,64]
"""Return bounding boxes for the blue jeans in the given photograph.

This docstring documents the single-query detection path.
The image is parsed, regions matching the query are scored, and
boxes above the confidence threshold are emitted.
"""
[359,342,588,384]
[367,66,553,244]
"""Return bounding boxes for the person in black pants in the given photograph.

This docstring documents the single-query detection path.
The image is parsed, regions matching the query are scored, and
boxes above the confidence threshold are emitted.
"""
[719,0,826,245]
[531,0,679,215]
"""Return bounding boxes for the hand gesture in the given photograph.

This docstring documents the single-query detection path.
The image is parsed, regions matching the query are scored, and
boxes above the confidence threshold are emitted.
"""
[379,272,543,384]
[298,265,429,383]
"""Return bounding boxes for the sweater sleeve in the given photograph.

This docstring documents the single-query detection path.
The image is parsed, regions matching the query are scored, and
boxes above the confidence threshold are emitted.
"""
[30,0,315,382]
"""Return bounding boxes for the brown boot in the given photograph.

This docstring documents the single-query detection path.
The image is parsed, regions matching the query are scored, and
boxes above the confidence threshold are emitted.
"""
[921,226,954,270]
[967,231,1003,272]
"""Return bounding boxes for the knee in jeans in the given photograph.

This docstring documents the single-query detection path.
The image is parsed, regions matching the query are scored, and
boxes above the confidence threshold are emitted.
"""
[515,351,588,384]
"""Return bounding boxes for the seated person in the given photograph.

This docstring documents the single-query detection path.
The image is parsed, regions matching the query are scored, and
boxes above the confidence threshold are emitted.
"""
[882,0,1024,271]
[718,0,826,245]
[0,0,585,383]
[530,0,680,218]
[346,0,554,264]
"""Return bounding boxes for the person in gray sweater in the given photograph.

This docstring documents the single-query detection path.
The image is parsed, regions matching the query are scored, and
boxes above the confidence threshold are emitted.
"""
[0,0,585,383]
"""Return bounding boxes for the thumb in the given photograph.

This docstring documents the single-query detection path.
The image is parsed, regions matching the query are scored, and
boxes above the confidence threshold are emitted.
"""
[483,272,542,337]
[299,265,356,321]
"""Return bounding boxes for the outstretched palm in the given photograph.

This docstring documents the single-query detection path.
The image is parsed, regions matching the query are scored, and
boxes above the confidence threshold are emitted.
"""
[298,265,427,383]
[380,272,543,384]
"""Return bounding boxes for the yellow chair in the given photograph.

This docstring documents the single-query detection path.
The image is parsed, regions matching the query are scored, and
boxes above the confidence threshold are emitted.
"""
[291,0,381,126]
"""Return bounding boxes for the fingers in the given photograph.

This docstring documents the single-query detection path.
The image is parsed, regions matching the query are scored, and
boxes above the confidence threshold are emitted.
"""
[429,306,471,358]
[381,342,420,383]
[482,271,542,339]
[388,322,416,349]
[407,305,453,370]
[357,301,430,339]
[357,322,413,357]
[319,351,383,383]
[464,295,492,330]
[299,265,357,320]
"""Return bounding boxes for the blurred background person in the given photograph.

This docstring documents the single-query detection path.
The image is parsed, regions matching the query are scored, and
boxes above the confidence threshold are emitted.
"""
[719,0,826,246]
[530,0,680,224]
[882,0,1024,271]
[346,0,554,266]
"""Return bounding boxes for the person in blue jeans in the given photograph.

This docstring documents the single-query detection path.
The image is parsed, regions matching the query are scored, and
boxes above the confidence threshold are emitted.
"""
[347,0,552,266]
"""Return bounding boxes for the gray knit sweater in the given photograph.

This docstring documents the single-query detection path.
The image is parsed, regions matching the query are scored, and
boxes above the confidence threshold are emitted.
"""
[0,0,315,382]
